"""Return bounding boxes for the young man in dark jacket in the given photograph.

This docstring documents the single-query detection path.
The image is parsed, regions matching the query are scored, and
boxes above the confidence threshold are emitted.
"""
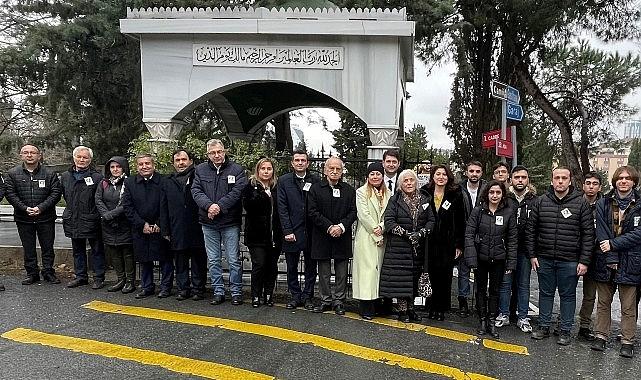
[526,167,595,345]
[277,150,320,309]
[191,139,247,306]
[4,144,62,285]
[60,146,105,289]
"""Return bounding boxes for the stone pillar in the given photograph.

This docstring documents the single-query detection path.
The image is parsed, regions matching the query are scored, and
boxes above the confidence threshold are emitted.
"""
[144,120,185,153]
[367,124,399,161]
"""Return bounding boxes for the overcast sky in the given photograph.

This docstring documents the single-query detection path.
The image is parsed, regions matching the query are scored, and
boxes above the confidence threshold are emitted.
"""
[294,38,640,154]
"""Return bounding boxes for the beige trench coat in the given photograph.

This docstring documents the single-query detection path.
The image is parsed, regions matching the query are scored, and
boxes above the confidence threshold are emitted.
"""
[352,184,391,300]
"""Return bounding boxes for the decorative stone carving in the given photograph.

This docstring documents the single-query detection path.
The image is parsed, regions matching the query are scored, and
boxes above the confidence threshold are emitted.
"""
[145,121,185,142]
[367,124,398,146]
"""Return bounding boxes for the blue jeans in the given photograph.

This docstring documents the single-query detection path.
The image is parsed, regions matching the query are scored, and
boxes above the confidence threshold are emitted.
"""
[457,258,471,298]
[202,224,242,297]
[536,258,579,332]
[498,253,532,317]
[71,238,105,280]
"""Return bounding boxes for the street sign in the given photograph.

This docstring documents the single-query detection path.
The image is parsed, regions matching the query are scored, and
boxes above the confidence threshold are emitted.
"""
[490,80,508,101]
[496,139,513,158]
[506,87,520,104]
[506,102,523,121]
[482,127,512,149]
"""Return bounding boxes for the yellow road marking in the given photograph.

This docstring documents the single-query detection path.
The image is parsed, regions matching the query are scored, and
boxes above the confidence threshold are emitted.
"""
[2,327,273,380]
[84,300,496,380]
[482,339,529,355]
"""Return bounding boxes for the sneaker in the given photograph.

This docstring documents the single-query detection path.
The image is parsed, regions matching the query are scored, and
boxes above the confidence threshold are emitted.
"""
[495,313,510,327]
[517,318,533,333]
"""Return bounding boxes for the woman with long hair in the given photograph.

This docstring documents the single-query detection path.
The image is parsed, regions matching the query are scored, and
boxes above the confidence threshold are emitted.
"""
[353,162,391,319]
[243,158,282,308]
[422,164,466,321]
[464,180,517,338]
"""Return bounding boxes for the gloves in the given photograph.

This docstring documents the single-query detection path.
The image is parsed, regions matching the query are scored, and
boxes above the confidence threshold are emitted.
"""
[392,225,408,236]
[408,228,426,246]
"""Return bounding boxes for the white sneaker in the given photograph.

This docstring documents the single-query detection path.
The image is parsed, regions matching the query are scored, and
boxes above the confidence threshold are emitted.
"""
[517,318,533,333]
[495,313,510,327]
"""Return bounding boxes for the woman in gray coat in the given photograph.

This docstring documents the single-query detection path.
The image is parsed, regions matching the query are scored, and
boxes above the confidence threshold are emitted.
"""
[95,157,135,293]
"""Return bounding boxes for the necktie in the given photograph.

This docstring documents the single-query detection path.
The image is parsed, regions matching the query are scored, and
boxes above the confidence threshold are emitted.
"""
[388,180,393,192]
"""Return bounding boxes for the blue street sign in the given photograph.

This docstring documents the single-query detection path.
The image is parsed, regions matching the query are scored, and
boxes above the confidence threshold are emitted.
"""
[506,86,520,104]
[506,102,523,121]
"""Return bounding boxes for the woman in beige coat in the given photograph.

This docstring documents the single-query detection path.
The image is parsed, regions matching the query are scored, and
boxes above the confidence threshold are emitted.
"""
[353,162,391,319]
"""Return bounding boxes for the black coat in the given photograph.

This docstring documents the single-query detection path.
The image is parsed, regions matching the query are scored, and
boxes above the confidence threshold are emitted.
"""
[593,190,641,286]
[243,180,283,251]
[506,187,538,250]
[379,191,435,298]
[94,157,132,246]
[461,178,487,219]
[422,185,466,269]
[122,173,170,262]
[161,166,205,251]
[60,167,103,239]
[464,202,518,271]
[276,171,320,253]
[307,179,357,260]
[525,186,595,265]
[4,163,62,224]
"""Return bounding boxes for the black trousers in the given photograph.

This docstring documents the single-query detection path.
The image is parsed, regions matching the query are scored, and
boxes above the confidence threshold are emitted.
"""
[249,246,280,299]
[428,261,455,313]
[474,259,506,319]
[174,247,207,295]
[105,244,135,281]
[16,222,56,277]
[285,249,317,301]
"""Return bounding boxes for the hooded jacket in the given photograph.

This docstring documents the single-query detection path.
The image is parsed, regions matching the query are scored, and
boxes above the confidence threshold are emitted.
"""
[95,156,132,246]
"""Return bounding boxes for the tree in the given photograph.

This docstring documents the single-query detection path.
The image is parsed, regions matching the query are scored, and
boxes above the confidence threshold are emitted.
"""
[403,123,430,162]
[330,110,369,180]
[628,138,641,171]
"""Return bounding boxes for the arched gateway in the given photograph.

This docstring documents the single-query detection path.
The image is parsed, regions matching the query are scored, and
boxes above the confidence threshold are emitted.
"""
[120,6,414,159]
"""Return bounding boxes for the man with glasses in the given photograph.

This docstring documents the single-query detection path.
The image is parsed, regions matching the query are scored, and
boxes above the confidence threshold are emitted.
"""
[492,162,510,185]
[192,139,247,306]
[4,144,62,285]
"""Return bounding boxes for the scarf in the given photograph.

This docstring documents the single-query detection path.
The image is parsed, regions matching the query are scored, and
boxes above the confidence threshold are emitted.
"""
[402,190,421,228]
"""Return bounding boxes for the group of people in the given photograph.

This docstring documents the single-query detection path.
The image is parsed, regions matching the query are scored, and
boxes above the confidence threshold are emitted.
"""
[1,143,639,358]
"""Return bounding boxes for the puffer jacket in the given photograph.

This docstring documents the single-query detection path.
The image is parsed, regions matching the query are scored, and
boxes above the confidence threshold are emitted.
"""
[60,166,103,239]
[4,163,62,223]
[525,186,595,265]
[94,157,132,246]
[593,190,641,285]
[464,202,518,270]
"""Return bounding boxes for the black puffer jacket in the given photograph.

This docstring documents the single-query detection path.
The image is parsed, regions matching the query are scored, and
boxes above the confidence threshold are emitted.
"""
[243,180,283,251]
[593,190,641,286]
[60,166,104,239]
[506,186,538,250]
[95,157,131,246]
[4,163,62,223]
[525,186,595,265]
[464,202,518,270]
[379,191,435,298]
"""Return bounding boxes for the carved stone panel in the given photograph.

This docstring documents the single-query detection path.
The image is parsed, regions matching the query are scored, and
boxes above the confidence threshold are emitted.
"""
[145,121,185,142]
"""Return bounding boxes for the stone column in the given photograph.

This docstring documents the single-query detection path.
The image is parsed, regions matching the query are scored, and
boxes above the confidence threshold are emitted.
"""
[144,120,185,152]
[367,124,399,161]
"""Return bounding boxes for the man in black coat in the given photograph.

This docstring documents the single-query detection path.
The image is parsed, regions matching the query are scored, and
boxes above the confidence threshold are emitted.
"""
[60,146,106,289]
[277,150,320,309]
[4,144,62,285]
[161,149,207,301]
[526,167,594,345]
[123,154,173,299]
[308,157,357,315]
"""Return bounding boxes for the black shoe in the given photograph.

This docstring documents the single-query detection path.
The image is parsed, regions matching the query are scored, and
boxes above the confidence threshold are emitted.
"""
[43,273,60,284]
[304,298,315,310]
[157,289,171,298]
[91,279,105,290]
[22,276,40,285]
[427,311,435,320]
[591,337,607,351]
[398,311,410,323]
[0,283,4,291]
[121,281,136,294]
[457,297,470,318]
[477,319,487,335]
[557,331,572,346]
[252,297,261,308]
[264,294,274,307]
[176,292,190,301]
[211,295,225,305]
[192,293,204,301]
[620,343,634,358]
[361,314,374,321]
[334,304,345,315]
[578,327,596,341]
[531,326,551,340]
[312,304,332,313]
[286,298,301,309]
[67,278,89,288]
[107,279,126,292]
[231,295,243,305]
[135,289,154,299]
[487,319,499,338]
[408,309,422,322]
[436,312,445,321]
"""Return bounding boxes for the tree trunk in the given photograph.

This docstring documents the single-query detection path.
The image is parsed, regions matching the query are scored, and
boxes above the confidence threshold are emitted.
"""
[574,98,591,175]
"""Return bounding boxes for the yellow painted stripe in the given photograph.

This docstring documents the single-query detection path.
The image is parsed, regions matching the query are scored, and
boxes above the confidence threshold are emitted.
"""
[482,339,529,355]
[2,327,273,380]
[84,300,496,380]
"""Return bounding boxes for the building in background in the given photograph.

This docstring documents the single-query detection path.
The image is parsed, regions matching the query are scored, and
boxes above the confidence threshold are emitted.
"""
[622,120,641,139]
[591,139,632,184]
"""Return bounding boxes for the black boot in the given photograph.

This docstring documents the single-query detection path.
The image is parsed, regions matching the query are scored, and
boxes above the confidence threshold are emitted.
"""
[107,279,126,292]
[486,317,499,338]
[477,318,487,335]
[458,296,470,318]
[121,280,136,294]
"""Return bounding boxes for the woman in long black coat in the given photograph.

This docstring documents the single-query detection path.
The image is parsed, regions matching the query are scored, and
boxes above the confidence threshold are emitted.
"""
[421,164,466,321]
[243,158,283,308]
[380,169,435,323]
